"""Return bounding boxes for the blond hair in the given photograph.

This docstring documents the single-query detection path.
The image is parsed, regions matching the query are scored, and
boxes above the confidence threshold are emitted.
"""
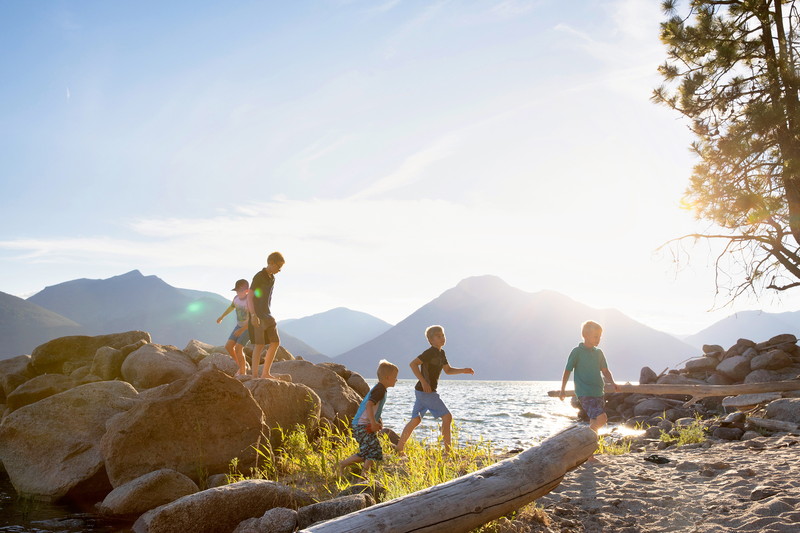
[425,325,444,341]
[581,320,603,335]
[377,359,399,380]
[267,251,285,265]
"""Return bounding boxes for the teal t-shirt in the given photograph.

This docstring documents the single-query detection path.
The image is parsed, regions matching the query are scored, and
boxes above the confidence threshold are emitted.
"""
[565,343,608,398]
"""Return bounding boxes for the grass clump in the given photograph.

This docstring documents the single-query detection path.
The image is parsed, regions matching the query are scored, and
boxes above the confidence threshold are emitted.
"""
[660,417,707,446]
[596,435,632,455]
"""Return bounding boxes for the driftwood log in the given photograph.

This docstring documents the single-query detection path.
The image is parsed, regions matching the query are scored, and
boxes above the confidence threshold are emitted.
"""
[549,381,800,407]
[300,425,597,533]
[748,417,800,433]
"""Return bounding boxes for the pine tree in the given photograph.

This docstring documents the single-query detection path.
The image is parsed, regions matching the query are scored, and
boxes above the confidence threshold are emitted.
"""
[653,0,800,300]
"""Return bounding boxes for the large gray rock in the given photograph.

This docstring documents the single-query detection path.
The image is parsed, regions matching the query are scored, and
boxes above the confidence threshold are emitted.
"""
[716,355,751,381]
[639,367,658,385]
[97,469,199,516]
[233,507,298,533]
[656,373,705,385]
[132,480,313,533]
[272,360,361,424]
[198,352,239,376]
[684,358,718,372]
[91,346,125,381]
[184,339,215,362]
[297,494,374,529]
[5,373,74,411]
[121,343,197,389]
[0,380,138,501]
[101,368,266,487]
[346,373,370,398]
[0,355,32,401]
[743,369,784,383]
[750,350,792,371]
[244,379,321,448]
[30,331,151,375]
[634,398,672,417]
[766,398,800,424]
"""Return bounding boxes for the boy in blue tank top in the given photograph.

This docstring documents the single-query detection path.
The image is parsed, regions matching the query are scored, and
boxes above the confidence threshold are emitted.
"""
[559,320,620,437]
[339,360,399,475]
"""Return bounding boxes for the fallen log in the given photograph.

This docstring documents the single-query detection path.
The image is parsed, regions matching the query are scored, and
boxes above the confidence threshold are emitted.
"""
[300,425,597,533]
[748,417,800,434]
[549,381,800,407]
[722,392,783,410]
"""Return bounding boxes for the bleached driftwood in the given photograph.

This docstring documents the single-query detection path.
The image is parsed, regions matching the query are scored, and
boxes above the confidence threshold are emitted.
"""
[549,381,800,407]
[300,425,597,533]
[748,417,800,433]
[722,392,783,410]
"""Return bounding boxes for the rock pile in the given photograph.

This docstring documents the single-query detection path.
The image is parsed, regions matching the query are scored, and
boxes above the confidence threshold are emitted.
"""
[0,331,374,532]
[596,333,800,449]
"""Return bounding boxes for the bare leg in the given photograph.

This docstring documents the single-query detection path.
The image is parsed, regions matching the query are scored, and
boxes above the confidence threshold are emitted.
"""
[589,412,608,433]
[441,413,453,454]
[232,344,247,375]
[224,340,236,360]
[396,416,421,455]
[259,342,280,378]
[251,344,264,377]
[338,453,364,474]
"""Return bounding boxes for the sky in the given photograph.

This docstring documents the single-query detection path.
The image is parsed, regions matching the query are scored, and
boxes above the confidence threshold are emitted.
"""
[3,0,800,336]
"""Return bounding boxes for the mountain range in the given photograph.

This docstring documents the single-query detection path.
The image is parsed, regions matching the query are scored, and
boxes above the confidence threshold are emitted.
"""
[2,271,799,380]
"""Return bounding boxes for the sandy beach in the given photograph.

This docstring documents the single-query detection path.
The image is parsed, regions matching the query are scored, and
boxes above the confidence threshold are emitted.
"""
[505,435,800,533]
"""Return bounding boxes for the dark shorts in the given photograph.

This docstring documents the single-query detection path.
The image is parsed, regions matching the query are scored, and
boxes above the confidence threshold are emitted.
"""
[579,396,606,420]
[228,326,250,345]
[353,424,383,461]
[249,315,279,345]
[410,390,450,419]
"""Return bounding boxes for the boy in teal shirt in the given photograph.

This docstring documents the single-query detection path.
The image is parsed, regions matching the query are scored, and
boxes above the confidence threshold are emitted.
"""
[559,320,620,436]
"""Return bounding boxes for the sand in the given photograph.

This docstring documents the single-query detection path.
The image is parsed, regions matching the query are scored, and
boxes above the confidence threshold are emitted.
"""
[508,435,800,533]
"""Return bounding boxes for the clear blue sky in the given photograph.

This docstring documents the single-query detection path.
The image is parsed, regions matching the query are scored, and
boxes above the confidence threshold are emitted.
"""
[2,0,798,335]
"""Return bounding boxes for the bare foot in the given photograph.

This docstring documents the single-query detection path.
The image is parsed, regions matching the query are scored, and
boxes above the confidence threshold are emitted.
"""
[261,374,276,379]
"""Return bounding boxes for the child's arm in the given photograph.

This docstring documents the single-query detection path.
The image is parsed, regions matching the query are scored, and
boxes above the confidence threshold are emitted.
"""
[442,364,474,376]
[364,400,381,431]
[216,303,235,324]
[246,290,260,326]
[559,370,571,401]
[602,368,620,392]
[409,357,432,393]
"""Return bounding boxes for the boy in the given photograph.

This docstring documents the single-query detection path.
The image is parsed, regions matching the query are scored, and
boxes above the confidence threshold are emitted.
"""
[216,278,250,375]
[339,359,399,474]
[559,320,620,437]
[395,325,474,455]
[247,251,285,379]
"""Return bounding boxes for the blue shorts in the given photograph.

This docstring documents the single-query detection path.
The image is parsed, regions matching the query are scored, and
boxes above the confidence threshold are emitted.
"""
[579,396,606,420]
[228,325,250,345]
[353,424,383,461]
[410,389,450,419]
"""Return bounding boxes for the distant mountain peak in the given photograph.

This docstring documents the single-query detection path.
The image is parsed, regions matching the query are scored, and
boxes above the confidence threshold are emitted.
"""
[115,270,144,278]
[454,275,512,292]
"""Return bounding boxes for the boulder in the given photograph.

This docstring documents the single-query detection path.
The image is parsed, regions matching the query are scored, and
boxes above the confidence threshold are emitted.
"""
[0,380,138,502]
[97,469,199,516]
[684,358,718,372]
[712,427,743,440]
[0,355,32,400]
[101,368,266,487]
[750,350,792,371]
[715,355,751,381]
[244,379,321,448]
[634,398,672,417]
[184,340,214,362]
[639,367,658,385]
[346,373,370,398]
[706,373,734,385]
[765,398,800,425]
[297,494,374,529]
[272,360,361,424]
[702,344,724,355]
[274,346,295,363]
[743,369,784,384]
[5,373,74,411]
[121,343,197,389]
[132,480,313,533]
[30,331,151,375]
[317,362,352,381]
[656,373,705,385]
[198,352,239,376]
[758,334,797,350]
[91,346,126,381]
[233,507,298,533]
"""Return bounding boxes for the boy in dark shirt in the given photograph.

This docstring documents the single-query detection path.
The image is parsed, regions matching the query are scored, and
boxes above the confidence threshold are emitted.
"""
[395,325,474,455]
[339,360,399,474]
[246,251,284,378]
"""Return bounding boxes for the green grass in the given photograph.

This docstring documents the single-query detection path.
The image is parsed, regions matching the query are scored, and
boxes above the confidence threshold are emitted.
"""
[659,417,708,446]
[596,435,632,455]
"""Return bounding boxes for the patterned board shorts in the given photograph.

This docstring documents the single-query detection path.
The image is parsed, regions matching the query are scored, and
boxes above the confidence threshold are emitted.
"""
[579,396,606,420]
[353,424,383,461]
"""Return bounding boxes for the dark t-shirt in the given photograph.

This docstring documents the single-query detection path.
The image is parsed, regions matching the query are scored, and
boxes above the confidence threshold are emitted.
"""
[250,268,275,318]
[414,346,449,392]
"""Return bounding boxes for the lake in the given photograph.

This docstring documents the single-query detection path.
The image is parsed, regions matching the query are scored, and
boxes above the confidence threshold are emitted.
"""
[0,380,578,532]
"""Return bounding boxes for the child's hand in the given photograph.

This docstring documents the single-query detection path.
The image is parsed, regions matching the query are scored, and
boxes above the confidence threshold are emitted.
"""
[216,317,223,324]
[558,390,565,401]
[464,368,475,375]
[421,381,433,393]
[613,383,621,392]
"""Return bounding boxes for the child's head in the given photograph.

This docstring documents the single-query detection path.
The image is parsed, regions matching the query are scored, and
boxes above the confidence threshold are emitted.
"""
[581,320,603,348]
[266,251,285,274]
[377,359,399,387]
[232,279,249,294]
[425,325,446,348]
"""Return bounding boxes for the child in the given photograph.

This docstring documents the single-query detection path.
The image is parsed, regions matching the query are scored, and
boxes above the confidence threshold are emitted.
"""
[216,279,250,375]
[395,325,474,455]
[339,359,399,475]
[247,251,285,379]
[559,320,620,438]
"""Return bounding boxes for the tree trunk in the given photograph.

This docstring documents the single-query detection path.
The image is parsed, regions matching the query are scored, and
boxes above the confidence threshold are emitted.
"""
[550,381,800,407]
[300,425,597,533]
